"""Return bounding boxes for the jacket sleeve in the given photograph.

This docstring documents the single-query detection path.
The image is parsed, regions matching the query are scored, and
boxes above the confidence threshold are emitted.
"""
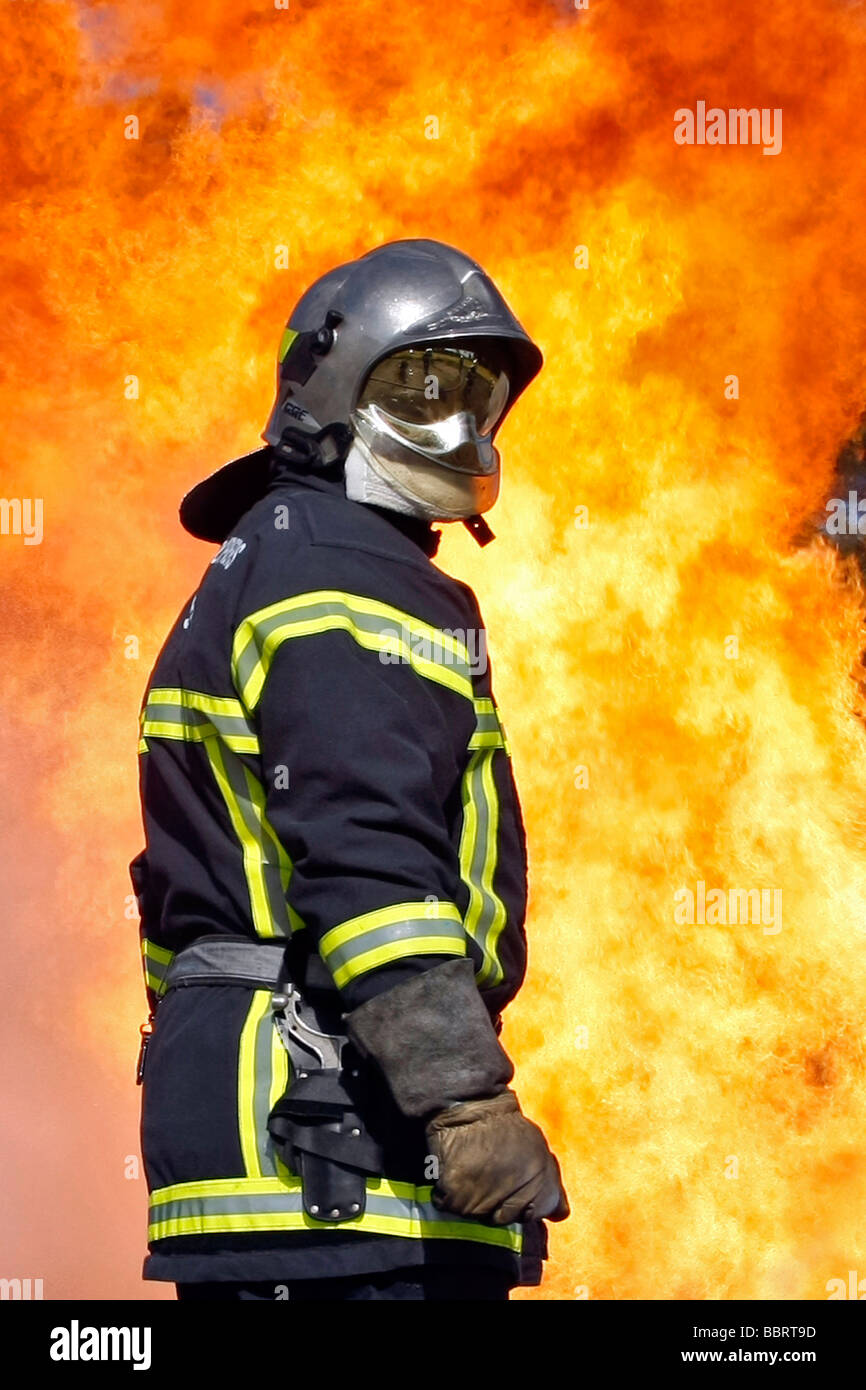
[250,610,474,1010]
[129,847,170,1015]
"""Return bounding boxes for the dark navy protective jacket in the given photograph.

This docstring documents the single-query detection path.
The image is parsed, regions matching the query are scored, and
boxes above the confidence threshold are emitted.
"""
[130,456,543,1286]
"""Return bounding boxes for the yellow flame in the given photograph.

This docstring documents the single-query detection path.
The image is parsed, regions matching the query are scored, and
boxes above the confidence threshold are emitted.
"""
[3,0,866,1298]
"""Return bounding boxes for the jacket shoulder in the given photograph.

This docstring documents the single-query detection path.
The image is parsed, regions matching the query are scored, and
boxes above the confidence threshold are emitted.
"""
[228,486,476,626]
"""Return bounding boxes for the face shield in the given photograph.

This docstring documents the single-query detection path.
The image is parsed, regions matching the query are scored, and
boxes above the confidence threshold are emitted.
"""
[350,345,511,478]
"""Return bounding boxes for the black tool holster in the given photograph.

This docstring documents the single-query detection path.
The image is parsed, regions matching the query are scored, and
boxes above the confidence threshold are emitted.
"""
[267,961,385,1224]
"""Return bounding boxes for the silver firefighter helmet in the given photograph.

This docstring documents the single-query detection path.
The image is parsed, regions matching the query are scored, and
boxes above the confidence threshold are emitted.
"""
[180,238,542,542]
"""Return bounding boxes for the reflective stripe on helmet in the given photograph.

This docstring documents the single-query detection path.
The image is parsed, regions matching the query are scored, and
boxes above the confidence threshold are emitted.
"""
[277,327,299,363]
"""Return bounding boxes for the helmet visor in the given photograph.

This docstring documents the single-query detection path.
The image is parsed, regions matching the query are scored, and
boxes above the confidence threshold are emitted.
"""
[352,345,510,475]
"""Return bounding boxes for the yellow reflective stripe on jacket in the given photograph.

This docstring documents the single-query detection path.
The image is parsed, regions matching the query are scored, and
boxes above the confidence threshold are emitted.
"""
[238,991,286,1179]
[138,685,300,940]
[459,746,507,989]
[140,687,259,754]
[468,696,511,755]
[147,1175,523,1251]
[141,937,175,999]
[228,590,515,983]
[138,681,514,979]
[204,737,300,939]
[319,900,466,989]
[231,590,475,712]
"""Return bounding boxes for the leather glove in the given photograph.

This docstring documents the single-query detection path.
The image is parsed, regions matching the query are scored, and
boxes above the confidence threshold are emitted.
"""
[426,1089,570,1225]
[343,957,570,1225]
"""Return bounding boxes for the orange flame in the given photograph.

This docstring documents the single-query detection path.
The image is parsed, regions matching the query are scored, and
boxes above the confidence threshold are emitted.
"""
[4,0,866,1299]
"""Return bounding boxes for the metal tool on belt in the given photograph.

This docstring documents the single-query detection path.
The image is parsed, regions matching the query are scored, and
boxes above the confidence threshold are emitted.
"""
[143,937,386,1224]
[267,979,385,1222]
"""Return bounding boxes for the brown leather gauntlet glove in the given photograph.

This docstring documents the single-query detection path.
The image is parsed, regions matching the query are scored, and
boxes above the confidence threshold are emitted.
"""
[426,1090,570,1226]
[343,957,570,1226]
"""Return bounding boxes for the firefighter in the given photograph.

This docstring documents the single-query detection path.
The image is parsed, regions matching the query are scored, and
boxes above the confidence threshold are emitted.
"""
[130,238,570,1302]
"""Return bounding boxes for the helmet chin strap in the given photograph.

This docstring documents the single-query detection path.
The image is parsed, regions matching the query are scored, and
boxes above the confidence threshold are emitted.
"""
[462,514,495,546]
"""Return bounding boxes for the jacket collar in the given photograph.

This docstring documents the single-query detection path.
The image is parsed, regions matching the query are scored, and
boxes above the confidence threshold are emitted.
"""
[266,455,442,558]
